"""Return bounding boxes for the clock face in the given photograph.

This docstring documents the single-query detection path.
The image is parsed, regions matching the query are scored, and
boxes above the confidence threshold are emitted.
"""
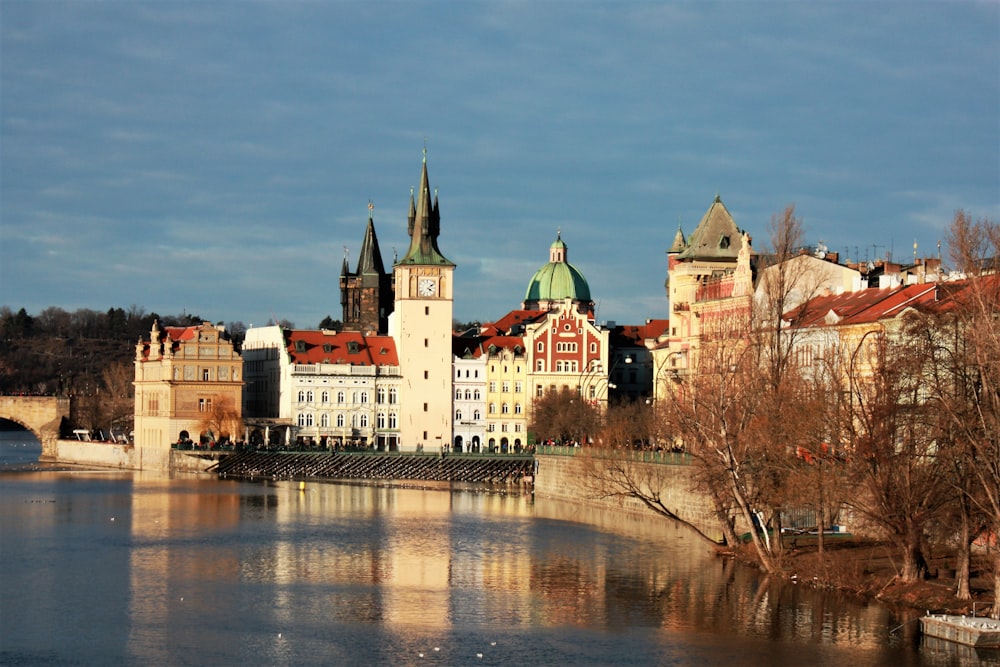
[418,278,436,297]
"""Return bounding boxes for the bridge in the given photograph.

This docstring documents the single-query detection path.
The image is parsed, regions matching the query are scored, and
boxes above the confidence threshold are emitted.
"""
[0,395,71,459]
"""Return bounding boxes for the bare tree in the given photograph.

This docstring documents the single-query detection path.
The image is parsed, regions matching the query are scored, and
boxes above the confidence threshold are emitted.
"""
[197,394,242,446]
[529,386,601,445]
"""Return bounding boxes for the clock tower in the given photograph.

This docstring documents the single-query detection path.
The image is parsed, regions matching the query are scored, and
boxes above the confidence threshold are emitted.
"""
[391,150,456,451]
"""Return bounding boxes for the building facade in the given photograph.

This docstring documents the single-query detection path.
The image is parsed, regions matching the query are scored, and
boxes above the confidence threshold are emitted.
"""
[133,321,243,449]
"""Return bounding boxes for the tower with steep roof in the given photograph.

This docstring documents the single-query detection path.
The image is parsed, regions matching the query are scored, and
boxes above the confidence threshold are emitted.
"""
[340,203,394,335]
[390,150,456,452]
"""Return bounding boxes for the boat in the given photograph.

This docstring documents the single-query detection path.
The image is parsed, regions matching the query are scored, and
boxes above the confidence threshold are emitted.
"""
[920,613,1000,648]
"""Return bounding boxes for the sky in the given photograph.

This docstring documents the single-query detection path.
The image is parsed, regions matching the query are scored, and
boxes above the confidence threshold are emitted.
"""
[2,2,997,330]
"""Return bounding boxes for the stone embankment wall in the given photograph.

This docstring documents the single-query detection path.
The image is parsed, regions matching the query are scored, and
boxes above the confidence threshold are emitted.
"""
[533,453,727,543]
[47,440,217,473]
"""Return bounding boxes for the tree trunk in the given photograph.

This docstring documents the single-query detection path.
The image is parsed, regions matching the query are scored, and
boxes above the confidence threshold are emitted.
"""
[900,529,928,583]
[954,500,972,600]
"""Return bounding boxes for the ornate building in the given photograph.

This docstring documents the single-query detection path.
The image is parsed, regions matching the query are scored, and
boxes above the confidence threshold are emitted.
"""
[133,321,243,449]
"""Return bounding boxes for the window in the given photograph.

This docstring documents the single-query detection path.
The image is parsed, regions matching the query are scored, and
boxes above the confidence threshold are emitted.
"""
[536,385,543,397]
[377,413,386,429]
[473,409,481,420]
[515,423,522,433]
[199,398,212,412]
[473,389,481,400]
[388,413,397,429]
[536,360,544,372]
[360,392,368,404]
[306,414,314,427]
[389,388,398,404]
[202,368,210,381]
[502,403,509,414]
[306,390,314,403]
[537,342,544,352]
[489,381,497,392]
[337,391,346,404]
[298,413,306,426]
[489,403,496,414]
[456,389,462,400]
[424,371,429,380]
[424,338,429,347]
[502,381,510,393]
[377,387,386,404]
[515,403,522,415]
[487,424,495,433]
[359,414,368,428]
[456,410,463,421]
[515,381,523,393]
[464,389,472,400]
[320,413,329,427]
[321,391,329,404]
[298,390,306,403]
[501,423,508,432]
[423,402,428,412]
[336,413,345,428]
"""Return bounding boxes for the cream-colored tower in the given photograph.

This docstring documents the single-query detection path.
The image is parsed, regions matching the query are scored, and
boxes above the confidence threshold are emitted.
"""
[391,152,455,451]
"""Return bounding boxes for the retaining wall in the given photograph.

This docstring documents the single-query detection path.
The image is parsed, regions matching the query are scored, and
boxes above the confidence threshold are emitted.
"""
[533,452,726,543]
[47,440,217,473]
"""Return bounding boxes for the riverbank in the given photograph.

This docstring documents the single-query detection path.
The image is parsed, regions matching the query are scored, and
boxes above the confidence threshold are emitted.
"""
[733,537,995,617]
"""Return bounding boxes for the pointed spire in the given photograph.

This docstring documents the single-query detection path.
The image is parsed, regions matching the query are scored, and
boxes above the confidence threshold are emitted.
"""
[668,224,687,254]
[357,209,386,276]
[398,148,454,266]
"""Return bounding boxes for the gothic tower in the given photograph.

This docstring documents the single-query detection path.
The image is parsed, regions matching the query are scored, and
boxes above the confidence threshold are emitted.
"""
[391,150,456,451]
[340,204,394,335]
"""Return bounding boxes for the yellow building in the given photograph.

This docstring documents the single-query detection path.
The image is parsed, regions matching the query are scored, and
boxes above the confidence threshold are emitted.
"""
[133,320,243,449]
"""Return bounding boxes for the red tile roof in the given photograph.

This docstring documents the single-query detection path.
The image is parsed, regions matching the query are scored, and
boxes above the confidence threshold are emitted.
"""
[285,330,398,366]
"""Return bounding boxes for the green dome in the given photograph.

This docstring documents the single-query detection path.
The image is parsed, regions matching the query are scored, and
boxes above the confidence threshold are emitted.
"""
[524,234,592,303]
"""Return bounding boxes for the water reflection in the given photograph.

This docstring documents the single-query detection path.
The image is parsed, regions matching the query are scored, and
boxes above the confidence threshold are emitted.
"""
[3,455,996,665]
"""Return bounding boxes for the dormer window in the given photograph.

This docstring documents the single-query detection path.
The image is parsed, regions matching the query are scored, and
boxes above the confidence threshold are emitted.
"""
[323,344,333,353]
[719,235,731,249]
[295,340,306,353]
[347,341,360,354]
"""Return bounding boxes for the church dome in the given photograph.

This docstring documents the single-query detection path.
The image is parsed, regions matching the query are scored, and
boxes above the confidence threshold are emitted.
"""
[523,233,592,305]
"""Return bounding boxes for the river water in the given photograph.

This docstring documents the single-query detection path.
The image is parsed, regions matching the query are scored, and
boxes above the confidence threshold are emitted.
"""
[0,429,994,666]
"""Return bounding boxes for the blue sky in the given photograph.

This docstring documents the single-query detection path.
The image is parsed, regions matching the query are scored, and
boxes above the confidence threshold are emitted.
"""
[2,1,997,329]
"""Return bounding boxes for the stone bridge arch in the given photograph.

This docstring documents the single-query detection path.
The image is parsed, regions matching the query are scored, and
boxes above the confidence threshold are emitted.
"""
[0,396,70,459]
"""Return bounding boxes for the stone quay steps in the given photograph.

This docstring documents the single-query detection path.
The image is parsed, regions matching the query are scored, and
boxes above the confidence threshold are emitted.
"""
[212,451,535,484]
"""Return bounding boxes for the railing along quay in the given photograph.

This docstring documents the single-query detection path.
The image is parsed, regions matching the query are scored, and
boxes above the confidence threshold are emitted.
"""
[211,451,535,484]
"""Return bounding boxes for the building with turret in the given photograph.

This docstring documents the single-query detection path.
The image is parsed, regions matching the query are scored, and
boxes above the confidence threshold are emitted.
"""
[133,321,243,449]
[389,151,456,452]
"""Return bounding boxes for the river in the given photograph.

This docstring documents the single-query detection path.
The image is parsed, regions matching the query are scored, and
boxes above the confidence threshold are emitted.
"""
[0,429,993,666]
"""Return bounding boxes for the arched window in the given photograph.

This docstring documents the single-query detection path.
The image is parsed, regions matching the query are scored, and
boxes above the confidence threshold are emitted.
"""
[455,409,463,421]
[389,388,398,404]
[337,391,346,404]
[297,390,306,403]
[320,413,329,427]
[473,409,481,420]
[464,389,472,400]
[359,414,368,428]
[489,403,496,414]
[456,389,462,400]
[336,413,345,428]
[377,387,386,404]
[473,389,481,401]
[321,391,329,404]
[502,403,509,414]
[305,413,314,426]
[388,413,397,429]
[360,392,369,404]
[514,403,522,415]
[377,413,386,429]
[306,390,314,403]
[297,413,306,426]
